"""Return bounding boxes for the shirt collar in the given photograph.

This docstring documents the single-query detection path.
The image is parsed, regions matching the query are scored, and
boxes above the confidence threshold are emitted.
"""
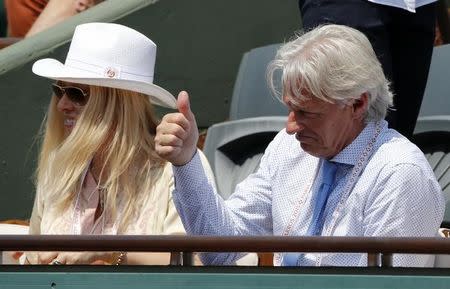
[330,120,387,166]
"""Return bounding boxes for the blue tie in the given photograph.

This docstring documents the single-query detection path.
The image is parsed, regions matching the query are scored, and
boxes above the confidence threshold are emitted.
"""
[283,160,338,266]
[307,160,338,236]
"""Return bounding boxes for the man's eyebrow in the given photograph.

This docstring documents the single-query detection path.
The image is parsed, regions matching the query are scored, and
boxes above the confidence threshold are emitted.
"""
[299,109,322,115]
[288,102,325,116]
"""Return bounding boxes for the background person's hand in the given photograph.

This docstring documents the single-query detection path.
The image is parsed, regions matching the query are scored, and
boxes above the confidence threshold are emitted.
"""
[74,0,103,13]
[37,251,114,265]
[155,91,199,166]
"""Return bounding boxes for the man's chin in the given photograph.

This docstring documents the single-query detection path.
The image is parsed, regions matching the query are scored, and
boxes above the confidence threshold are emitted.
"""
[300,142,314,152]
[300,142,322,157]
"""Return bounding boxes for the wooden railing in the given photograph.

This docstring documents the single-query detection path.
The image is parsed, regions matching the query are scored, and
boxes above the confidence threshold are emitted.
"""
[0,235,449,267]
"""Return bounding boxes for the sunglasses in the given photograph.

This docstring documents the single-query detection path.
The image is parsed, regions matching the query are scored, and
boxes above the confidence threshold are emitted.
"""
[52,83,89,106]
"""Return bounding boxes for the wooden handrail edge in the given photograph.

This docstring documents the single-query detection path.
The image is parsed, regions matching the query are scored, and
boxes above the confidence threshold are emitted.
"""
[0,236,448,254]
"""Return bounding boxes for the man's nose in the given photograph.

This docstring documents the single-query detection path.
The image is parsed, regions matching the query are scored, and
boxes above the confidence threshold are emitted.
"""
[285,111,303,135]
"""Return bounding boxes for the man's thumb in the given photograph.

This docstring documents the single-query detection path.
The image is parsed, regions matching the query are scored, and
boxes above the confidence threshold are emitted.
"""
[177,91,194,121]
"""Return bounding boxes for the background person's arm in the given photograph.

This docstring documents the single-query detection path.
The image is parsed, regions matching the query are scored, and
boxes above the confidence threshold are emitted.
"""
[26,0,102,37]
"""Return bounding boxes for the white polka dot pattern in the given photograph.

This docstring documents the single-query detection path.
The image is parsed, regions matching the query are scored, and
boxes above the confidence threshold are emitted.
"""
[172,120,445,266]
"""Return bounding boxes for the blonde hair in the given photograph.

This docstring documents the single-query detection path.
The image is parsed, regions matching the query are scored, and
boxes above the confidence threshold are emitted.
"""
[36,86,165,233]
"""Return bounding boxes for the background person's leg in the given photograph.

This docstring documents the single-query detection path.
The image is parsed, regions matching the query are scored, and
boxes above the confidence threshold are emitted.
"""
[386,3,436,139]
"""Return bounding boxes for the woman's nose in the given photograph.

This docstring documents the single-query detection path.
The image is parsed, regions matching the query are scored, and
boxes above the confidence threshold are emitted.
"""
[56,94,75,113]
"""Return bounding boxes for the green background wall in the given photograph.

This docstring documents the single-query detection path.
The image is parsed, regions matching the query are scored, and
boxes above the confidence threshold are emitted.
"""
[0,0,300,220]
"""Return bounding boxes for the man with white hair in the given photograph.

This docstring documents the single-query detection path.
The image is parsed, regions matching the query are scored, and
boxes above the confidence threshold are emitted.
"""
[155,24,444,267]
[297,0,437,140]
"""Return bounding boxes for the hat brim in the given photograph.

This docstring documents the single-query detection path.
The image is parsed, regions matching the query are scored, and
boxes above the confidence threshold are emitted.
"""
[32,58,177,109]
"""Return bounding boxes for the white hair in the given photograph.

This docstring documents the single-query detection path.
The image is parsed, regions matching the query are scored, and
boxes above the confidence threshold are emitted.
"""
[267,24,393,122]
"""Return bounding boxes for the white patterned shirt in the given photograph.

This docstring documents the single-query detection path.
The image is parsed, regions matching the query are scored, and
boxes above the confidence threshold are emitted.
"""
[369,0,436,12]
[173,120,444,266]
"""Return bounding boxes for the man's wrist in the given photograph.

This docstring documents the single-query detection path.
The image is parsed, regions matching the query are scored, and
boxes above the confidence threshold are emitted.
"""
[172,148,198,167]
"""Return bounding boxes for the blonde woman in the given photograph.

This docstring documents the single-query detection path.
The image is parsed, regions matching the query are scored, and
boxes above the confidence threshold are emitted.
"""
[25,22,215,265]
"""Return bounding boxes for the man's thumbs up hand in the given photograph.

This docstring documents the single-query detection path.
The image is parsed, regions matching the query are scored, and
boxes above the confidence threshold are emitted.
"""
[155,91,199,166]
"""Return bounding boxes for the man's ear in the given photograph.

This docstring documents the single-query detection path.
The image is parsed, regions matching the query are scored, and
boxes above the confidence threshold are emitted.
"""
[352,92,369,120]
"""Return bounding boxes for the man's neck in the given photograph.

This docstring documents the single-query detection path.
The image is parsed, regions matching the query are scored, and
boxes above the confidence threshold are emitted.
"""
[328,119,367,160]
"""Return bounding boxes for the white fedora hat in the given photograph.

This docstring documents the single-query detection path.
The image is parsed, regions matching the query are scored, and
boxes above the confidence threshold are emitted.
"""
[32,22,177,108]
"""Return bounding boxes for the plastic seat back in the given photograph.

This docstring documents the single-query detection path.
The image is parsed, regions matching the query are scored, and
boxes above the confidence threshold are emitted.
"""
[203,116,286,199]
[229,43,287,120]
